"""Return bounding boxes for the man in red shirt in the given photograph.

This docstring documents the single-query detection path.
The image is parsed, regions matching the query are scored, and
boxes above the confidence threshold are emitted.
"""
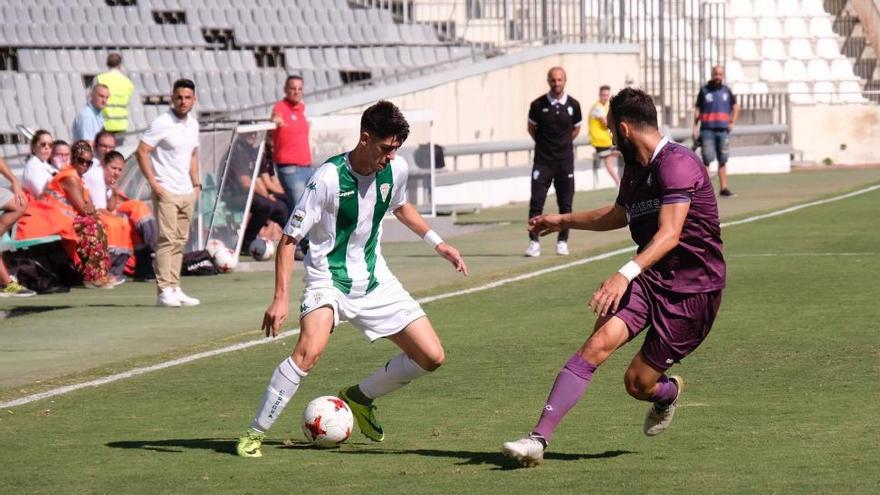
[271,75,312,258]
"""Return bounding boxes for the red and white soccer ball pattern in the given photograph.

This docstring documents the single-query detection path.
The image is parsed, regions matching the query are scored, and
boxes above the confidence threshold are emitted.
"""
[301,396,354,447]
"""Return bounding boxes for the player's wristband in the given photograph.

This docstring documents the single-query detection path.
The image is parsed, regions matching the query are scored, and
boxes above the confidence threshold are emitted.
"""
[617,260,642,282]
[423,229,443,249]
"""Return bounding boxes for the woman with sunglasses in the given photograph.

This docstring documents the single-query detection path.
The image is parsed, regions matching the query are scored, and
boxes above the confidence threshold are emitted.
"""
[21,130,56,199]
[16,141,115,288]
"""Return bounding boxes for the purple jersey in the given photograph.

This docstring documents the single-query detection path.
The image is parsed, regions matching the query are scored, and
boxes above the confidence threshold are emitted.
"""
[615,141,725,293]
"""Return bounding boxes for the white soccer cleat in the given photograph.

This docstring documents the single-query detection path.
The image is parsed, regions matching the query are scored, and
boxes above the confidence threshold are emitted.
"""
[556,241,569,256]
[501,435,545,467]
[643,375,684,436]
[157,288,181,308]
[524,241,541,257]
[174,287,200,306]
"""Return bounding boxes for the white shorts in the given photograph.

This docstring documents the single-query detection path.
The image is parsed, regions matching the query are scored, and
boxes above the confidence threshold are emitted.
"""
[299,279,426,341]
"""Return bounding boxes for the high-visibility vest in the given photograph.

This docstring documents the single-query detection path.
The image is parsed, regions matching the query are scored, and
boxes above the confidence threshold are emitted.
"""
[96,70,134,132]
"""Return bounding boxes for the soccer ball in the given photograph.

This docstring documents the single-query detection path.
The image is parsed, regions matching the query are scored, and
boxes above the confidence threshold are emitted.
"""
[205,238,226,257]
[212,248,238,273]
[248,237,276,261]
[301,396,354,448]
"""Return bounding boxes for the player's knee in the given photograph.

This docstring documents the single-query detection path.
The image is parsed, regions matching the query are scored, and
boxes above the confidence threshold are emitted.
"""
[416,347,445,372]
[623,370,653,400]
[292,347,324,372]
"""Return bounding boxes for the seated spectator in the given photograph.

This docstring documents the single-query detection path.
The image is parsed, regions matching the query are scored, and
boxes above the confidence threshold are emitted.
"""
[84,130,116,202]
[97,151,158,281]
[16,141,115,288]
[72,84,109,145]
[258,141,293,214]
[50,140,71,171]
[21,130,56,199]
[228,133,290,253]
[0,157,35,297]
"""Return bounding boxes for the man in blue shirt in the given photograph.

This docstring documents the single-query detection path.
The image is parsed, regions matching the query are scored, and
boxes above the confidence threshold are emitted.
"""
[72,84,109,146]
[693,65,739,197]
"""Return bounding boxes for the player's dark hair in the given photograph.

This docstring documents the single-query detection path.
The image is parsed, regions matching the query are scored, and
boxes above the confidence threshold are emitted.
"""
[30,129,52,151]
[360,100,409,143]
[609,88,658,130]
[285,75,304,86]
[103,150,124,164]
[52,139,69,149]
[172,78,196,93]
[71,140,93,164]
[599,85,611,92]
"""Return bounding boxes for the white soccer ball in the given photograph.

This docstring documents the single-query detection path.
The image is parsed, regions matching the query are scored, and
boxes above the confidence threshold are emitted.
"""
[212,247,238,273]
[205,238,226,257]
[248,237,276,261]
[301,395,354,448]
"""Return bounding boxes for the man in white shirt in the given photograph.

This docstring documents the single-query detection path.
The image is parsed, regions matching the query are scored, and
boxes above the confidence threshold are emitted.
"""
[236,101,469,458]
[135,79,201,308]
[84,131,117,210]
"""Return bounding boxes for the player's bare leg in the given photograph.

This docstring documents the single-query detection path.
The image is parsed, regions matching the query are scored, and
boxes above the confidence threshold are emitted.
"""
[624,352,683,436]
[340,317,444,442]
[502,316,628,466]
[604,154,620,186]
[237,307,334,458]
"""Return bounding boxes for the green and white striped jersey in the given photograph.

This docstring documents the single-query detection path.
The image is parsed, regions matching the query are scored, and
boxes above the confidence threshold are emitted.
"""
[283,152,409,297]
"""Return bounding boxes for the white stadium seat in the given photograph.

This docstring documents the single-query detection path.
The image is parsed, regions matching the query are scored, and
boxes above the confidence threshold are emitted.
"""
[815,37,843,59]
[753,1,777,17]
[750,81,770,94]
[838,80,867,103]
[807,59,832,81]
[813,81,836,103]
[830,59,857,80]
[784,17,809,38]
[809,16,835,37]
[761,38,787,60]
[759,60,785,82]
[787,81,814,104]
[788,38,814,60]
[777,0,802,15]
[731,82,751,95]
[802,0,828,16]
[758,17,783,38]
[728,0,752,18]
[734,39,761,61]
[726,60,747,82]
[734,18,758,38]
[783,60,808,81]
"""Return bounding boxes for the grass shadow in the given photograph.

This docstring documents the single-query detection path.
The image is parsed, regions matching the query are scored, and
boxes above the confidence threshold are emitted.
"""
[334,448,635,470]
[106,438,285,456]
[0,305,73,318]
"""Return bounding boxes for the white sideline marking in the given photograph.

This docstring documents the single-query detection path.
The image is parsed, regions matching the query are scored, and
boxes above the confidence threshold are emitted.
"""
[2,183,879,409]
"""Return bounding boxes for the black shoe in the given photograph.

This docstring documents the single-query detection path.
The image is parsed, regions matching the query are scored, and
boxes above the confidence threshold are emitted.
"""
[719,188,736,197]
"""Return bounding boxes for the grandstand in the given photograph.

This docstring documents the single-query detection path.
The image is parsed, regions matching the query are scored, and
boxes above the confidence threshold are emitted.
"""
[0,0,878,166]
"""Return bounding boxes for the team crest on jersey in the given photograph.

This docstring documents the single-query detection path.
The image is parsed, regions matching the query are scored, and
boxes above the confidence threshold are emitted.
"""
[567,106,573,116]
[722,93,728,101]
[380,183,391,202]
[705,93,714,102]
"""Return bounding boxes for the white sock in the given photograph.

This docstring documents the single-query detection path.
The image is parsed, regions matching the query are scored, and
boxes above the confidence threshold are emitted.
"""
[358,353,429,400]
[250,357,307,432]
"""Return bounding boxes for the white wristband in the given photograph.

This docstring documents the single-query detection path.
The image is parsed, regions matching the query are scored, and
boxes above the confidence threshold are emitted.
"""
[423,229,443,249]
[617,260,642,282]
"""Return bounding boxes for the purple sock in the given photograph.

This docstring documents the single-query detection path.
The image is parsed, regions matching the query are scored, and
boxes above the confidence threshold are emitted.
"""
[650,375,678,407]
[532,353,597,443]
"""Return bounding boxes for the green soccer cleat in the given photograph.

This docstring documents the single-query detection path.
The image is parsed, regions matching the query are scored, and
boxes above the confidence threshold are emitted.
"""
[236,429,265,458]
[0,280,36,298]
[338,386,384,442]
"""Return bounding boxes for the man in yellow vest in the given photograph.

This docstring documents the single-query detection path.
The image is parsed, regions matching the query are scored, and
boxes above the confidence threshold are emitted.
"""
[588,85,620,186]
[96,53,135,145]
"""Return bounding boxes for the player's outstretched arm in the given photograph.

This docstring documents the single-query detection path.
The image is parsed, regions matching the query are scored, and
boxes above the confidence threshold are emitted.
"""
[393,203,469,276]
[529,204,627,237]
[588,201,689,316]
[263,234,297,337]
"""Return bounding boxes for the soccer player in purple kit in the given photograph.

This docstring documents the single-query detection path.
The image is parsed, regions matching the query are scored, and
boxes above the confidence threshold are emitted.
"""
[501,88,726,467]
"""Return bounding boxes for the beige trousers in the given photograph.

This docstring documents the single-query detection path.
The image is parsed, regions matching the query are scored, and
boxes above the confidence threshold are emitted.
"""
[153,191,195,290]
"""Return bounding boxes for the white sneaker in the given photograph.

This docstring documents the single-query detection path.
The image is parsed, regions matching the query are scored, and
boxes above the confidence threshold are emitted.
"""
[524,241,541,257]
[174,287,200,306]
[501,434,545,467]
[556,241,569,256]
[157,288,181,308]
[643,375,683,436]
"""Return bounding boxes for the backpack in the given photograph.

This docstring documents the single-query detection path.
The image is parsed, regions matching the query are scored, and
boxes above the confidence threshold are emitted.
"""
[181,250,218,276]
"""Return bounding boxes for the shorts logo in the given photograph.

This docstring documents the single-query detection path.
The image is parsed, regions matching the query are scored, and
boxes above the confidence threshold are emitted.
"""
[533,170,540,180]
[379,183,391,202]
[665,358,674,364]
[544,404,554,412]
[307,182,317,191]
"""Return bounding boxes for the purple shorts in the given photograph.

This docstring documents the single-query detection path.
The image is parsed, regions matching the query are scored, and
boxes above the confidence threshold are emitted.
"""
[613,278,722,372]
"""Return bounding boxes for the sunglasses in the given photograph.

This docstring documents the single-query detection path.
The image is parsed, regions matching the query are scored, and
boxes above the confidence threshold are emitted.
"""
[37,141,52,148]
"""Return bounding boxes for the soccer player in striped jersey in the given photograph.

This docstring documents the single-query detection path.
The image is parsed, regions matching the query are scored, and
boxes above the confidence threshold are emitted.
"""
[237,101,468,458]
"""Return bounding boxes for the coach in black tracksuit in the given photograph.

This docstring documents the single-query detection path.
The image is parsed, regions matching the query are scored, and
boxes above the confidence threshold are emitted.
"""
[526,66,583,257]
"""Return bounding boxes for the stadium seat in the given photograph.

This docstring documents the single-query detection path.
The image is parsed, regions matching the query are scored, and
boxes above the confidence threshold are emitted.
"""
[759,60,785,82]
[830,59,857,81]
[734,39,761,61]
[815,37,843,59]
[750,81,770,94]
[787,81,813,104]
[761,39,787,60]
[788,38,813,60]
[784,17,809,38]
[758,17,783,38]
[783,60,807,82]
[813,81,836,103]
[838,80,867,103]
[802,0,828,16]
[806,59,832,81]
[733,18,758,39]
[809,16,835,37]
[753,1,777,17]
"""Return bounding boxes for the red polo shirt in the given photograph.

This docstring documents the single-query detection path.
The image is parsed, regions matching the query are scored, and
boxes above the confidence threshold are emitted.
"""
[272,99,311,166]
